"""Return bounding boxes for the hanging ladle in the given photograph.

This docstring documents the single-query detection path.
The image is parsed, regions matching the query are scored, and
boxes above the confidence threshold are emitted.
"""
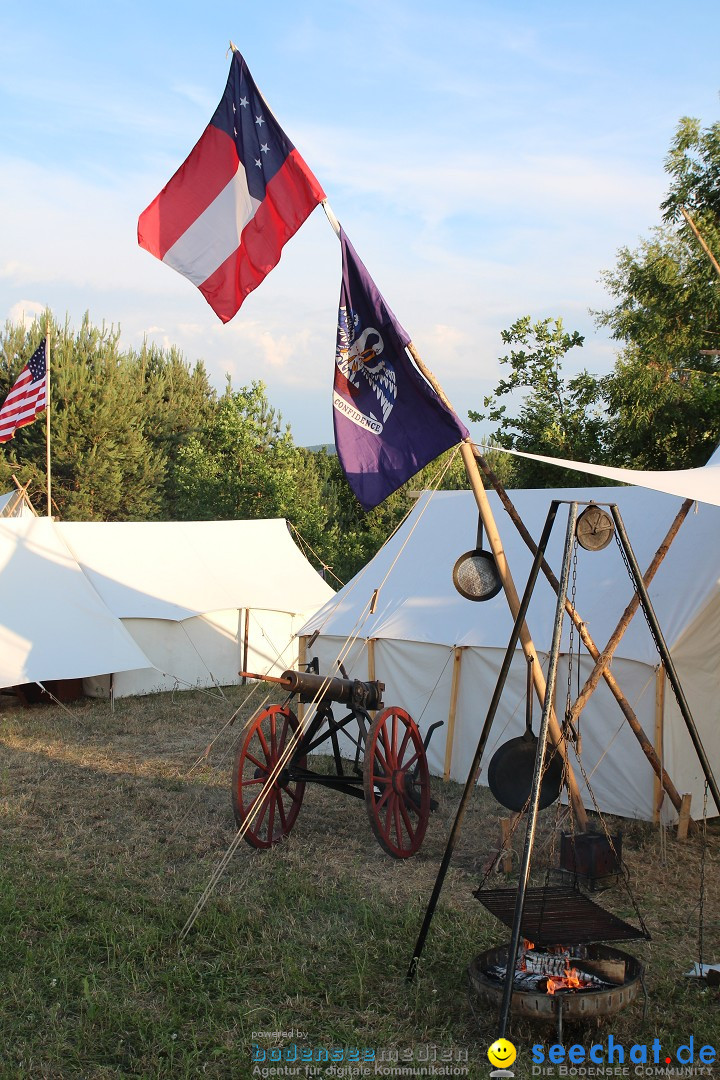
[487,655,564,813]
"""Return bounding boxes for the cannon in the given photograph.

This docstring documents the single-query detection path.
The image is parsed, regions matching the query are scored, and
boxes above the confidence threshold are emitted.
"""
[232,662,442,858]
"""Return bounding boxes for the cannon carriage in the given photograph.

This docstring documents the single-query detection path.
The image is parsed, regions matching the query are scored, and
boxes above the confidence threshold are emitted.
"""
[233,663,442,858]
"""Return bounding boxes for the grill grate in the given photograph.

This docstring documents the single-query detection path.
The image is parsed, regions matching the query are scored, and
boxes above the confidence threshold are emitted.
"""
[474,885,649,946]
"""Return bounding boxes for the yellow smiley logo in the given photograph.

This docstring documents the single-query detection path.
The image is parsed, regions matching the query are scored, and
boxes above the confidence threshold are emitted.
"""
[488,1038,517,1069]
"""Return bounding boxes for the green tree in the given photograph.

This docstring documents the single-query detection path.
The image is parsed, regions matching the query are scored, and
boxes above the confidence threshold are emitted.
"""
[596,116,720,468]
[126,341,217,517]
[469,316,607,487]
[172,381,335,559]
[0,314,218,520]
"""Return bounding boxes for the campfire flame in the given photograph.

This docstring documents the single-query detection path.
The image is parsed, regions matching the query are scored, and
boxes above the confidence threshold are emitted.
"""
[546,966,584,995]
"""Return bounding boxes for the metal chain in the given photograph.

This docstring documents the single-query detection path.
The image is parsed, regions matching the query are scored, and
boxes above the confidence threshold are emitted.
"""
[564,543,578,728]
[614,530,663,653]
[569,739,651,939]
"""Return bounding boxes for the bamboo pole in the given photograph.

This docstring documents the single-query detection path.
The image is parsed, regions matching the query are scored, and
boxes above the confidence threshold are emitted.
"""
[297,635,307,726]
[654,664,666,823]
[404,344,588,828]
[44,331,51,518]
[476,451,689,818]
[366,637,377,719]
[680,207,720,278]
[444,646,464,780]
[242,609,250,685]
[567,498,694,725]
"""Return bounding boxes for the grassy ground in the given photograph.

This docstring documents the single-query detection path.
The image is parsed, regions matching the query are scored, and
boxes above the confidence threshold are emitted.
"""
[0,685,718,1079]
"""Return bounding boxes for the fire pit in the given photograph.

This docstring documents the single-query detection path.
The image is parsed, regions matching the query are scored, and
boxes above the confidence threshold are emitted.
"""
[470,885,648,1037]
[468,941,645,1038]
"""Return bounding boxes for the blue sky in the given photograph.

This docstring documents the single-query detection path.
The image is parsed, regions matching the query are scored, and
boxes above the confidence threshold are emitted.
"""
[1,1,718,446]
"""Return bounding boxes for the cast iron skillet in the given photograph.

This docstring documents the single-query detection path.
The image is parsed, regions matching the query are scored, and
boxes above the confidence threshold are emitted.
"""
[487,658,563,813]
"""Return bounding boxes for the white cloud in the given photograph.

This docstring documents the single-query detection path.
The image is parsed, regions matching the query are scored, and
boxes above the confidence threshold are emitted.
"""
[6,300,45,327]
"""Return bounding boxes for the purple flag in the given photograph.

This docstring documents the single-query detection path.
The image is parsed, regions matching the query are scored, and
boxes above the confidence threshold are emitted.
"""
[333,231,468,509]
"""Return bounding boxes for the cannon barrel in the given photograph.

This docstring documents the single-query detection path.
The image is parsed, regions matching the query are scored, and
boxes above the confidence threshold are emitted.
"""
[280,668,384,710]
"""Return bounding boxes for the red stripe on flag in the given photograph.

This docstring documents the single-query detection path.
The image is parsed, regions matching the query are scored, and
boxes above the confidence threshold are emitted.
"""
[138,125,239,260]
[198,149,325,322]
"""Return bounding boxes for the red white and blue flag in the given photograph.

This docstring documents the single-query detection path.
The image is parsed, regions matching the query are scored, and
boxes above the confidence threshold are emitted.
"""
[137,50,325,323]
[0,341,47,444]
[333,231,469,510]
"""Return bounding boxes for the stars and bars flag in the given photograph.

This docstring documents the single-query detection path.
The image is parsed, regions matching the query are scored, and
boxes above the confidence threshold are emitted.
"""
[138,49,325,323]
[333,230,469,510]
[0,341,48,444]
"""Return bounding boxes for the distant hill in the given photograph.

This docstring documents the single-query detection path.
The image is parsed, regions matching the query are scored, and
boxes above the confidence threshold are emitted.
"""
[304,444,337,454]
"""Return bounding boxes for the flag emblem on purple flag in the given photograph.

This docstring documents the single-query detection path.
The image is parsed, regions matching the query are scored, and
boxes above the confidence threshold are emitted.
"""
[333,231,469,509]
[138,50,325,323]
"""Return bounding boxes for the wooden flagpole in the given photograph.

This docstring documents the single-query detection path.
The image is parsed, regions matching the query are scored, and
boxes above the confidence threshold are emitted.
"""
[44,331,51,518]
[406,345,588,828]
[320,198,587,826]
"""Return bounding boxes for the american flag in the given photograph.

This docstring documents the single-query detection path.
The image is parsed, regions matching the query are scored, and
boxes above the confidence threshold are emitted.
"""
[0,341,48,443]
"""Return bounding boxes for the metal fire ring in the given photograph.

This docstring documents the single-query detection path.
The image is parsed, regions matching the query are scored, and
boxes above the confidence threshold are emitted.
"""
[467,942,644,1022]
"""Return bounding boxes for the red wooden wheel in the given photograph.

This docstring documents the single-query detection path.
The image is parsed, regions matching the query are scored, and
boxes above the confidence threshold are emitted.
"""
[363,706,431,858]
[232,704,306,849]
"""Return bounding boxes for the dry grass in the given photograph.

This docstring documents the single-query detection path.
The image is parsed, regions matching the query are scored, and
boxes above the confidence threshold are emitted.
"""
[0,685,718,1078]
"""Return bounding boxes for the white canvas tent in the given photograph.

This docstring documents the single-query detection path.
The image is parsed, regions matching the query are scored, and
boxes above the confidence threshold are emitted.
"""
[0,488,36,518]
[300,487,720,822]
[57,519,335,698]
[0,517,153,690]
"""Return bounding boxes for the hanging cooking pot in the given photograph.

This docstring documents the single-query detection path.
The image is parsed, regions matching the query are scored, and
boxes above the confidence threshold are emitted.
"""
[452,518,502,602]
[487,657,564,813]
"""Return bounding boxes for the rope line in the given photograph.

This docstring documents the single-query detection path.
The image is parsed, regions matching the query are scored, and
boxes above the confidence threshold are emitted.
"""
[180,452,462,939]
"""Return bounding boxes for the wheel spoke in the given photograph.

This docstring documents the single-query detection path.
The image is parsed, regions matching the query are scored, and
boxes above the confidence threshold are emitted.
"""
[382,795,395,841]
[233,706,305,849]
[397,725,413,765]
[244,750,265,772]
[257,727,271,762]
[399,797,416,839]
[393,798,404,850]
[363,706,430,860]
[276,790,288,830]
[375,783,393,812]
[380,723,395,769]
[401,750,420,772]
[373,742,391,775]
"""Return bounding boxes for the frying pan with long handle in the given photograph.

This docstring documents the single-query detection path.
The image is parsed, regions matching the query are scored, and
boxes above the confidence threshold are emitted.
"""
[487,656,563,813]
